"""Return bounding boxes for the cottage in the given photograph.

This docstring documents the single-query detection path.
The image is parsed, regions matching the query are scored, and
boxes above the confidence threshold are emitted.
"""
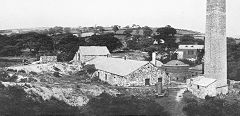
[187,76,217,99]
[87,57,168,87]
[73,46,110,63]
[176,45,204,61]
[163,60,191,82]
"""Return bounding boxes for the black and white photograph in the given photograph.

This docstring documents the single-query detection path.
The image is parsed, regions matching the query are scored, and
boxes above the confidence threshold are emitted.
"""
[0,0,240,116]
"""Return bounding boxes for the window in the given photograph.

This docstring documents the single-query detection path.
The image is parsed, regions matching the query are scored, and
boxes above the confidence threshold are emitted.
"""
[145,79,150,86]
[105,74,107,81]
[197,85,200,89]
[188,50,194,55]
[98,72,100,77]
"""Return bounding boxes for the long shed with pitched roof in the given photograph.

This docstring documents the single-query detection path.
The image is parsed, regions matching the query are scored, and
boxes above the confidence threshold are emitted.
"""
[73,46,110,63]
[87,57,168,87]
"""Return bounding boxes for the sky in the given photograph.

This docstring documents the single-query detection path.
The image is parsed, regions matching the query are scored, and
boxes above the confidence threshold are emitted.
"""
[0,0,239,37]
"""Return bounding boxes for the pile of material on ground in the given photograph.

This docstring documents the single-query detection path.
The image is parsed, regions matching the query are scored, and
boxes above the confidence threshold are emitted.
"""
[0,69,120,107]
[6,62,82,75]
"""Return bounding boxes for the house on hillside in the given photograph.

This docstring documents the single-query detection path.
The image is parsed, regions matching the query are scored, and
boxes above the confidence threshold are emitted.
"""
[87,57,168,87]
[176,45,204,61]
[187,76,217,99]
[73,46,110,63]
[163,60,191,82]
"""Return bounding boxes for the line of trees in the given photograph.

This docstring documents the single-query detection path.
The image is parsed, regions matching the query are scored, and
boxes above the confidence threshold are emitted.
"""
[0,32,122,61]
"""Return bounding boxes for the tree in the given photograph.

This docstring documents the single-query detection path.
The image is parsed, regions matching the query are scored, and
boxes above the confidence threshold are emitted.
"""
[52,33,79,61]
[48,26,64,35]
[112,25,119,33]
[142,26,153,37]
[153,25,178,62]
[10,32,54,56]
[63,27,71,34]
[87,34,122,52]
[123,29,133,36]
[179,35,196,45]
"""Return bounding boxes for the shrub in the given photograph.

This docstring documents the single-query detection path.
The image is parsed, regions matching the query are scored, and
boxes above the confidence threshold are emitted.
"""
[53,72,61,78]
[0,86,82,116]
[7,69,17,72]
[19,78,28,83]
[53,66,61,71]
[40,78,47,82]
[28,77,38,82]
[0,70,10,81]
[29,71,38,75]
[18,70,26,73]
[82,92,170,116]
[8,75,18,82]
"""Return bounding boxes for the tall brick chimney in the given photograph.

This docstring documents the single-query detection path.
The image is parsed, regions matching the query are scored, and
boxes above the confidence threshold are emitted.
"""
[205,0,228,94]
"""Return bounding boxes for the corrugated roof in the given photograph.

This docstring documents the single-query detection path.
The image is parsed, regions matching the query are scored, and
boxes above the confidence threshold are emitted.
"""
[87,57,149,76]
[164,60,189,66]
[179,45,204,50]
[79,46,110,56]
[191,76,216,87]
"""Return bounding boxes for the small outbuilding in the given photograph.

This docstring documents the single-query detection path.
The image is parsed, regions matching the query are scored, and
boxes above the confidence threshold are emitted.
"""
[187,76,217,99]
[163,60,191,82]
[73,46,110,63]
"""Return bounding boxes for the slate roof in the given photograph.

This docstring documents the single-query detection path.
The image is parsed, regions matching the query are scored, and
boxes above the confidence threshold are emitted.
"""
[191,76,217,87]
[78,46,110,56]
[178,45,204,50]
[87,57,149,76]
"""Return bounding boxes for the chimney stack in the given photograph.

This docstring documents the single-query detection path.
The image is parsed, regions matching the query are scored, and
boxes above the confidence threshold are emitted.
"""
[124,55,127,60]
[151,52,156,65]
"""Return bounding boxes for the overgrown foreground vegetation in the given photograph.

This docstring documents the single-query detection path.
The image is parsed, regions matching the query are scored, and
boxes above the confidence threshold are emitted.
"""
[182,91,240,116]
[0,84,169,116]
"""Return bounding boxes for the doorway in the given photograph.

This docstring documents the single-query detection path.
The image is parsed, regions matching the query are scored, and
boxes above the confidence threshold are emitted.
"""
[145,79,150,86]
[158,78,162,82]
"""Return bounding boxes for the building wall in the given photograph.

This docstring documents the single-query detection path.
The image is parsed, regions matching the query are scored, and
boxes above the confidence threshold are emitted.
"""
[125,63,168,86]
[93,63,169,87]
[95,70,127,86]
[164,66,191,82]
[178,49,198,60]
[73,51,107,63]
[187,82,217,99]
[39,56,57,63]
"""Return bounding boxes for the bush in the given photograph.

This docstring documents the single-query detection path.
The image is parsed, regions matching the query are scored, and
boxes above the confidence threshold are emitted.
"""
[8,75,18,82]
[53,72,61,77]
[53,66,61,71]
[7,69,17,72]
[82,92,170,116]
[19,78,28,83]
[182,95,240,116]
[18,70,26,73]
[29,71,38,75]
[0,71,18,82]
[0,86,82,116]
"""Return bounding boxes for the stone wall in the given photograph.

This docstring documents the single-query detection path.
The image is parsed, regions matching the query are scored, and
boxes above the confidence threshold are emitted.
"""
[187,79,217,99]
[40,56,57,63]
[93,63,169,87]
[164,66,191,82]
[126,63,168,86]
